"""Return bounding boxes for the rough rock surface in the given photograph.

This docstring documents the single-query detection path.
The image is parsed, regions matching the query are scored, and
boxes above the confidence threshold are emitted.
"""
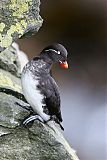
[0,44,79,160]
[0,0,43,52]
[0,45,21,77]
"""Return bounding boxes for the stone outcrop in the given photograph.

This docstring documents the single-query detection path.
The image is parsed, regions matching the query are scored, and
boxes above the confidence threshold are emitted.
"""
[0,0,43,52]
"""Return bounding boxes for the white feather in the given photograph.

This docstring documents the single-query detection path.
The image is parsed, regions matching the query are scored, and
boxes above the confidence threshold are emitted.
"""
[21,70,50,121]
[45,49,60,54]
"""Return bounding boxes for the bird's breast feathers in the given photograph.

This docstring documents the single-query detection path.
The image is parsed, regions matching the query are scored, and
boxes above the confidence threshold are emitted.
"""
[21,70,50,121]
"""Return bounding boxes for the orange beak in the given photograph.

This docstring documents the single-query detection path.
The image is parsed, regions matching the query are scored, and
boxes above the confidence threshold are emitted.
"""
[59,61,68,69]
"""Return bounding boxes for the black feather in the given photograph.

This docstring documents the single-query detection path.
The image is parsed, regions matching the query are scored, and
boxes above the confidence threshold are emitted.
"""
[37,74,63,122]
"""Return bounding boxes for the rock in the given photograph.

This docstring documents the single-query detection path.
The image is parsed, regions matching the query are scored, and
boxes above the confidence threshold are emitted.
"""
[0,92,29,129]
[0,69,21,92]
[0,42,29,77]
[0,68,29,128]
[0,46,21,77]
[0,121,79,160]
[0,0,43,52]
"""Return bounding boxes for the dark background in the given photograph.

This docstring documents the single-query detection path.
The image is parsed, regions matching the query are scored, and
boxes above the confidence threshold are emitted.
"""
[18,1,106,160]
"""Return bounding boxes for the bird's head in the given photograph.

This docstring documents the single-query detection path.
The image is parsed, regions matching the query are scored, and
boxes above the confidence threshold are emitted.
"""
[40,43,68,69]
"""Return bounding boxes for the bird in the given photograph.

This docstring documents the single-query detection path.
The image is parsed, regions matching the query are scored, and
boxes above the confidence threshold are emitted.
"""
[21,43,68,130]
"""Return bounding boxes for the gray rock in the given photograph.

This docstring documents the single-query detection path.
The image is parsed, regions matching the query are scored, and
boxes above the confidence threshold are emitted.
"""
[0,92,29,128]
[0,124,72,160]
[0,46,21,77]
[0,0,43,52]
[0,69,22,92]
[0,119,78,160]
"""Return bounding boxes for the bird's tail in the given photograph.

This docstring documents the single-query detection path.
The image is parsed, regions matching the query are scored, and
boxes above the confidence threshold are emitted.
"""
[54,118,64,131]
[59,123,64,131]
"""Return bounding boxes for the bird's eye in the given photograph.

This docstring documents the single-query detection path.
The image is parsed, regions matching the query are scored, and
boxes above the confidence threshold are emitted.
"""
[57,51,60,55]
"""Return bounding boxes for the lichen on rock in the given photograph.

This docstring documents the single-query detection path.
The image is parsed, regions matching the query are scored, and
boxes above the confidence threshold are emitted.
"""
[0,0,43,52]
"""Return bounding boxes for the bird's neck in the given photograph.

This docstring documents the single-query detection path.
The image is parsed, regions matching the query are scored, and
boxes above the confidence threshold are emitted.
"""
[42,60,52,73]
[31,58,52,75]
[39,54,53,73]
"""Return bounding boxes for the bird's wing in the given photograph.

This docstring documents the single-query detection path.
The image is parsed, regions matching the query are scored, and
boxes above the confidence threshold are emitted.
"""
[37,75,63,122]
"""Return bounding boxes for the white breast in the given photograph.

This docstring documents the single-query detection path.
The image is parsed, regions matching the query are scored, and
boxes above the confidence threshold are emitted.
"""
[21,71,50,121]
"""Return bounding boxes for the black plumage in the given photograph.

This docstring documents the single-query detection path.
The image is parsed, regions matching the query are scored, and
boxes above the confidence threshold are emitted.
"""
[37,66,62,122]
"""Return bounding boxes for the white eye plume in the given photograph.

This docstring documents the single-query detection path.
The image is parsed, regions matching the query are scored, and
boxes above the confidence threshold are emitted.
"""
[45,49,61,55]
[57,51,60,54]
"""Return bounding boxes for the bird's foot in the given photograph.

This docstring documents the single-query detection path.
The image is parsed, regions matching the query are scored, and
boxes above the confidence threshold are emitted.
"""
[23,115,44,126]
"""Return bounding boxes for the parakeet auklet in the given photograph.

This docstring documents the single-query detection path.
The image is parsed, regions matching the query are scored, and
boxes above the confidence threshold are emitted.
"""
[21,43,68,130]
